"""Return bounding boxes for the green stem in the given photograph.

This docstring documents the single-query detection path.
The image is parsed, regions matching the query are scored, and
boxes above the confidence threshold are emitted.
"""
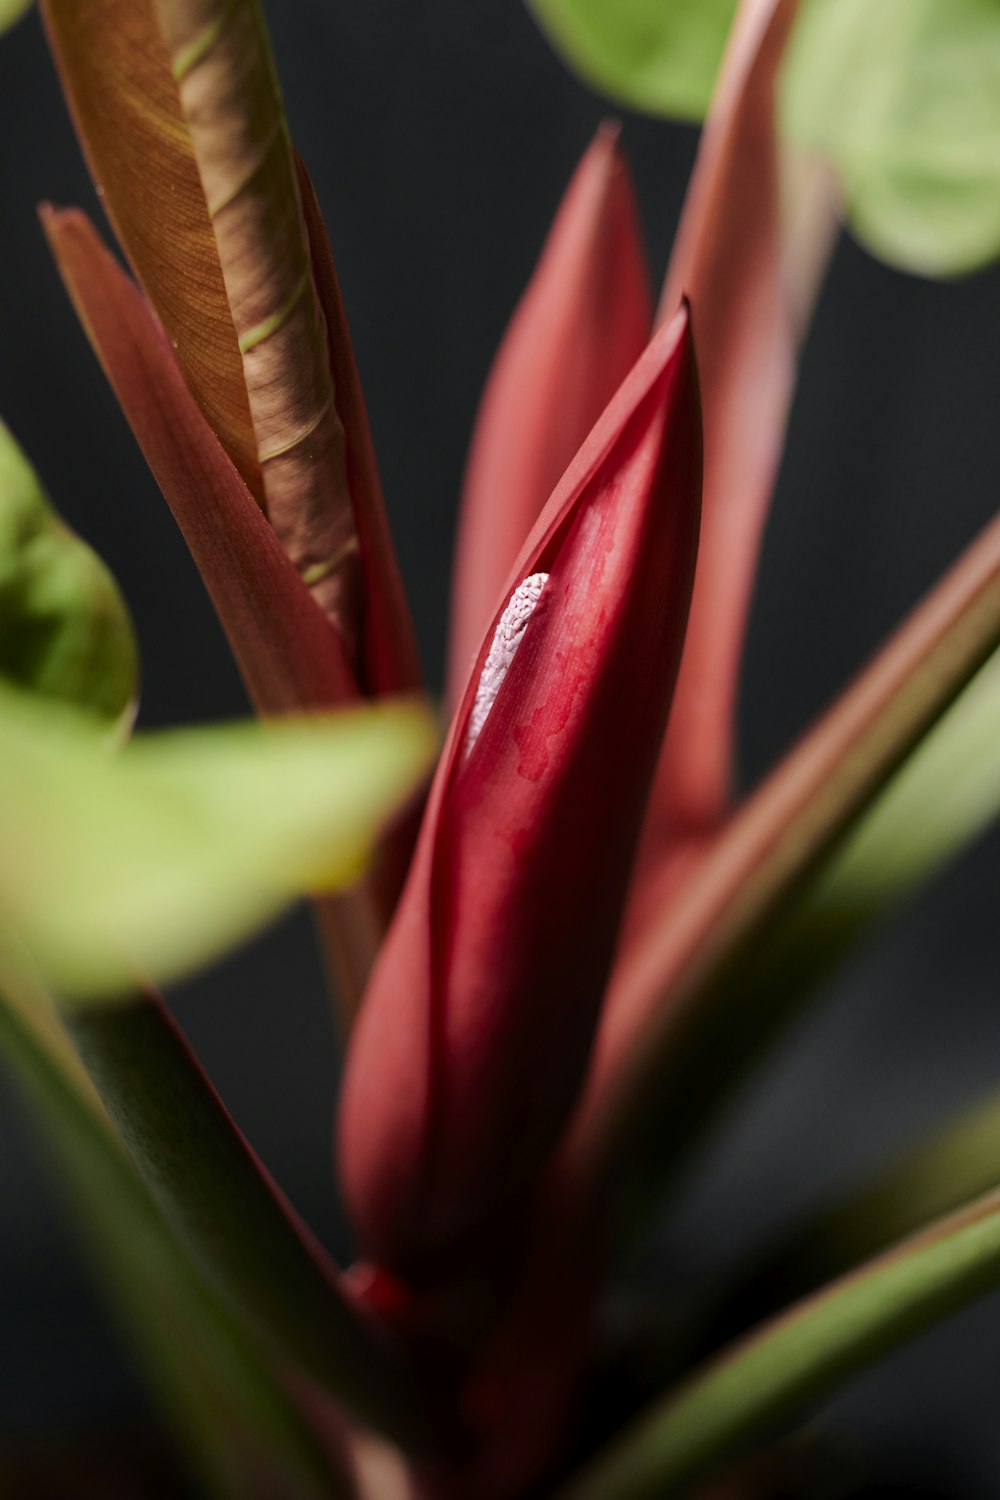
[66,991,430,1452]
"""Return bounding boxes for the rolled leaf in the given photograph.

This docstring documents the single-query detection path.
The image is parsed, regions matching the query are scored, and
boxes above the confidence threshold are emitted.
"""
[41,0,261,494]
[43,206,358,714]
[0,960,350,1499]
[152,0,360,637]
[446,124,651,703]
[339,308,701,1271]
[559,1183,1000,1500]
[0,419,137,724]
[568,502,1000,1196]
[0,681,436,1000]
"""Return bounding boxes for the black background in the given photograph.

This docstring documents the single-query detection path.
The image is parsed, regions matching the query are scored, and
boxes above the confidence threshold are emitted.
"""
[2,2,1000,1494]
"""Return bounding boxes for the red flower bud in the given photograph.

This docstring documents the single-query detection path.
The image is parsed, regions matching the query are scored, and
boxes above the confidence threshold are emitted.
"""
[338,307,701,1271]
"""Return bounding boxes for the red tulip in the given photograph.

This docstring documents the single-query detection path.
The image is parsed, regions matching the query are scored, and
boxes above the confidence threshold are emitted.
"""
[338,306,701,1272]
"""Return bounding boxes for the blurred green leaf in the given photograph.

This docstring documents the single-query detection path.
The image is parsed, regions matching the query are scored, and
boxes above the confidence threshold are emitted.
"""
[803,646,1000,934]
[784,0,1000,276]
[563,1181,1000,1500]
[66,990,431,1451]
[0,684,436,998]
[573,503,1000,1201]
[599,649,1000,1244]
[725,1088,1000,1337]
[527,0,1000,274]
[0,960,348,1499]
[0,420,137,723]
[525,0,737,119]
[0,0,33,32]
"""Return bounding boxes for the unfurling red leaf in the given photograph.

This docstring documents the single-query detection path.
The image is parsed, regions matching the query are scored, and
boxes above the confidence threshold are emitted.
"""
[0,684,436,999]
[0,420,138,724]
[41,0,261,493]
[152,0,360,636]
[339,307,701,1271]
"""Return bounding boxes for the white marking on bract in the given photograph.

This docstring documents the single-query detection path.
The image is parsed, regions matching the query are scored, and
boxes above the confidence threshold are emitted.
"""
[465,573,550,754]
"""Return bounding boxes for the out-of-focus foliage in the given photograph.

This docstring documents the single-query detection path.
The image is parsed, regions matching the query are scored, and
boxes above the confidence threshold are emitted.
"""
[784,0,1000,276]
[526,0,1000,275]
[525,0,738,120]
[0,421,137,726]
[0,685,436,1000]
[0,0,32,34]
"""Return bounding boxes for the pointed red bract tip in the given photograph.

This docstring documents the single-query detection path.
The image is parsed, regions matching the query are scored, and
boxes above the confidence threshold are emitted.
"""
[445,124,652,708]
[295,155,423,701]
[338,307,701,1272]
[648,0,808,842]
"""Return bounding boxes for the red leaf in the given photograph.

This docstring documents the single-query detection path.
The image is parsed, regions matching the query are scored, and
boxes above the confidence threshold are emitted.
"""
[647,0,834,840]
[42,206,357,715]
[446,124,651,705]
[339,307,701,1271]
[296,154,423,699]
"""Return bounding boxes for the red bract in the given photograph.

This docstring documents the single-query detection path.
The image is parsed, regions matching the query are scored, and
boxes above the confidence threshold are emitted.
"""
[338,307,701,1272]
[446,124,651,706]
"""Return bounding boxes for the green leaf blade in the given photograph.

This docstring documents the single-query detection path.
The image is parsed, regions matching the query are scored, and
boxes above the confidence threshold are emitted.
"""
[65,989,431,1452]
[782,0,1000,277]
[527,0,1000,275]
[0,421,138,724]
[525,0,737,119]
[0,0,32,33]
[562,1187,1000,1500]
[0,963,349,1499]
[0,686,435,1000]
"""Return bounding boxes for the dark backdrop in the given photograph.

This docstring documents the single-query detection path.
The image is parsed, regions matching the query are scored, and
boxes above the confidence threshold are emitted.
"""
[2,2,1000,1494]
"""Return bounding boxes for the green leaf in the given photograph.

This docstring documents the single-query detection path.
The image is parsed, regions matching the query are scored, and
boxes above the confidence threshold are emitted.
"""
[0,684,436,999]
[525,0,737,120]
[0,960,349,1499]
[641,643,1000,1205]
[65,990,430,1451]
[0,420,137,723]
[728,1088,1000,1335]
[561,1183,1000,1500]
[570,505,1000,1204]
[812,641,1000,922]
[527,0,1000,275]
[0,0,33,32]
[783,0,1000,276]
